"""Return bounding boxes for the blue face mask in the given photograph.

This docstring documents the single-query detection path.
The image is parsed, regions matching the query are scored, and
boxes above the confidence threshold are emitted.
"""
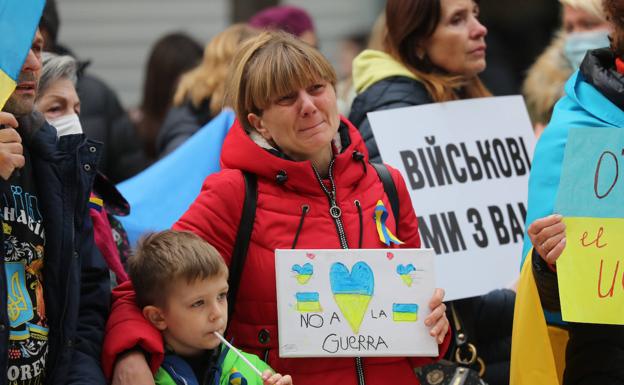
[564,29,611,69]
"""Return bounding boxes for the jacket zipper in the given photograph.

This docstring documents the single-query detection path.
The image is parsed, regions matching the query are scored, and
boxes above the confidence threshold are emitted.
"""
[312,159,366,385]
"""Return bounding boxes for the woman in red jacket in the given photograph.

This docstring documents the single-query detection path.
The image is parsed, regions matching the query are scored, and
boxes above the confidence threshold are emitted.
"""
[104,31,450,385]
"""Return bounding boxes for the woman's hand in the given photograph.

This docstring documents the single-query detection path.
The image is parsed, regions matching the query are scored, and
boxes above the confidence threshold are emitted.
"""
[262,370,293,385]
[425,288,449,344]
[111,350,155,385]
[527,214,566,264]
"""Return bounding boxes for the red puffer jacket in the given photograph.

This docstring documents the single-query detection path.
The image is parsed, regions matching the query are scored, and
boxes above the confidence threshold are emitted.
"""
[102,117,450,385]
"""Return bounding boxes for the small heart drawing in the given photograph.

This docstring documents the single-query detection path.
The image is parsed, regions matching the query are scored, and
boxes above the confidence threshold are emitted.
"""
[330,262,374,334]
[396,264,418,287]
[396,264,416,275]
[386,252,394,260]
[292,263,314,284]
[305,252,316,260]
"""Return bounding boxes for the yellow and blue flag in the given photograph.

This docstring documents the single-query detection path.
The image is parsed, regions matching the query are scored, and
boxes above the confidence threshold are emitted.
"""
[0,1,46,110]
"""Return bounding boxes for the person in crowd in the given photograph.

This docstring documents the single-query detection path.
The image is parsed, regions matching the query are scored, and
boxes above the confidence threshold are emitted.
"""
[128,230,293,385]
[349,1,515,384]
[336,32,368,115]
[34,52,131,285]
[38,0,149,183]
[516,1,624,384]
[156,24,256,158]
[249,5,318,47]
[0,29,110,384]
[522,0,609,137]
[131,32,203,160]
[103,31,450,385]
[348,0,491,163]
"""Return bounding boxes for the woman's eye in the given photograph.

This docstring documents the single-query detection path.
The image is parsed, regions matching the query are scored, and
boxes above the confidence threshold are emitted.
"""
[309,84,325,93]
[277,94,296,105]
[451,15,464,25]
[47,105,61,113]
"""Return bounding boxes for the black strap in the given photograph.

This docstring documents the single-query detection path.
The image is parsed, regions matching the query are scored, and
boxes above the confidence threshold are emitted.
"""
[227,171,257,320]
[227,164,399,320]
[371,162,400,222]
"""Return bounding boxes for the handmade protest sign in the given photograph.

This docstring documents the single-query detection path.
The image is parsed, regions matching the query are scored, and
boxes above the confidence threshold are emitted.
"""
[555,127,624,324]
[275,249,438,357]
[368,96,535,300]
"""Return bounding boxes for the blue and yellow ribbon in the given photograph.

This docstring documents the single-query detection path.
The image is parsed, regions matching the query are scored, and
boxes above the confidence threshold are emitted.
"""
[374,200,403,246]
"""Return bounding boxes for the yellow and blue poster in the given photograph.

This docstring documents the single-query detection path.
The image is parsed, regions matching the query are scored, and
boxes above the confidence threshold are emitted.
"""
[555,127,624,324]
[0,1,46,110]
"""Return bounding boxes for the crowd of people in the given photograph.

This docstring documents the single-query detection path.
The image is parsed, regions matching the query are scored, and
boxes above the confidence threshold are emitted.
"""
[1,0,623,384]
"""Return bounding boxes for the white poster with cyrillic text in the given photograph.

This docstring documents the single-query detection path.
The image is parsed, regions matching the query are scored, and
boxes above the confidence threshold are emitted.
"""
[368,95,535,300]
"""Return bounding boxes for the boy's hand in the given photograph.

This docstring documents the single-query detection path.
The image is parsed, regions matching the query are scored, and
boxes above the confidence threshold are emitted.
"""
[425,288,449,344]
[262,369,293,385]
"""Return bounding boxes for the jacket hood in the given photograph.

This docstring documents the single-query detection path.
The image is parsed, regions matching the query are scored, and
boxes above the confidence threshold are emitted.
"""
[563,48,624,128]
[352,49,418,94]
[220,116,370,196]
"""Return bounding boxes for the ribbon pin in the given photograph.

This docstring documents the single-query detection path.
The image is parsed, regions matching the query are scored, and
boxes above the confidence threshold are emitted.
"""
[373,200,404,246]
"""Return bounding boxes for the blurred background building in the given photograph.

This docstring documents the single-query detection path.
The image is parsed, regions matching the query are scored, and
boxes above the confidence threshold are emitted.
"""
[57,0,559,108]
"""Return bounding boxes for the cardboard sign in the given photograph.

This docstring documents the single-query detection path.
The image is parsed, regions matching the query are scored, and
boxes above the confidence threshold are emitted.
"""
[368,96,535,300]
[275,248,438,357]
[555,127,624,324]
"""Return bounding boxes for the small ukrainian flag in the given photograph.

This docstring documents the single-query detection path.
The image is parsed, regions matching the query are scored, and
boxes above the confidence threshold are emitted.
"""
[295,292,322,312]
[0,1,46,110]
[392,303,419,322]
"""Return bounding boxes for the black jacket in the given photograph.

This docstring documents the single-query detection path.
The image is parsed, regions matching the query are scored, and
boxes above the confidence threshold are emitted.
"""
[156,99,213,159]
[0,115,110,384]
[348,76,432,163]
[77,74,148,183]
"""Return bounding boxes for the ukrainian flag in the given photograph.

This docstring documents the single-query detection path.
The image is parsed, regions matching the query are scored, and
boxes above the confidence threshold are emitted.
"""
[392,303,418,322]
[0,1,46,110]
[295,292,322,312]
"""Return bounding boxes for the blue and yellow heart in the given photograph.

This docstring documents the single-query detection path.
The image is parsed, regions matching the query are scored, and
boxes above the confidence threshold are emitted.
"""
[330,262,375,334]
[396,264,417,287]
[292,263,313,284]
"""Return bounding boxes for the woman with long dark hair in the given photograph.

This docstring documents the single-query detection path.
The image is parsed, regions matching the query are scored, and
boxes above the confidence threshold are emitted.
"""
[349,0,490,163]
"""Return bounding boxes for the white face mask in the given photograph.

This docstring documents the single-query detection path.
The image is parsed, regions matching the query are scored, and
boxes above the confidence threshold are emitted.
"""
[564,29,611,69]
[48,113,83,137]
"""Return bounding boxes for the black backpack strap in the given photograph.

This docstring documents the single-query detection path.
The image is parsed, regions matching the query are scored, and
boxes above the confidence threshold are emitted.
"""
[227,171,257,320]
[371,162,400,223]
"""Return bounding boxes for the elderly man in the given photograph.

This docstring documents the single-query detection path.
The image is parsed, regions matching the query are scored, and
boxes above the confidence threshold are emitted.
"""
[0,29,109,385]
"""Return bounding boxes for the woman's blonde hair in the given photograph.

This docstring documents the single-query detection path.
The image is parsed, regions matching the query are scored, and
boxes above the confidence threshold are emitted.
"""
[384,0,490,102]
[227,31,337,131]
[173,23,257,115]
[560,0,606,22]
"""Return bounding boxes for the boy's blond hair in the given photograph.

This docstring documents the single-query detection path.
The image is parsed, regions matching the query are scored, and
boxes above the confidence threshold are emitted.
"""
[129,230,228,308]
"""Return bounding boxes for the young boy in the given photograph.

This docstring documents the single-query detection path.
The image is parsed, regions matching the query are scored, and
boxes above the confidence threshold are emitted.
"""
[128,230,293,385]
